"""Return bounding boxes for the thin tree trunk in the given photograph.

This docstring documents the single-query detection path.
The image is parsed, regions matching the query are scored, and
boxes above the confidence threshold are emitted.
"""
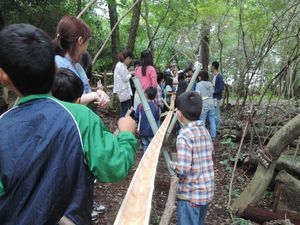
[0,8,5,30]
[199,22,210,71]
[142,0,154,56]
[126,0,142,52]
[77,0,97,18]
[76,0,82,16]
[92,0,140,65]
[107,0,120,68]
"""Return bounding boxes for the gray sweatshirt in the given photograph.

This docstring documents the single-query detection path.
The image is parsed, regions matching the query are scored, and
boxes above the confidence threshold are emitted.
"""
[195,81,214,110]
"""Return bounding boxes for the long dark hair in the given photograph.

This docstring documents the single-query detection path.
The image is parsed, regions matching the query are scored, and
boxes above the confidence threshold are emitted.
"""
[141,49,153,77]
[53,16,91,63]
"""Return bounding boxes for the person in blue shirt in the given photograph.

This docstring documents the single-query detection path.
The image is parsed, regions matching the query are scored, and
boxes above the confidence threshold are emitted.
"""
[135,87,160,151]
[211,61,224,130]
[53,16,109,108]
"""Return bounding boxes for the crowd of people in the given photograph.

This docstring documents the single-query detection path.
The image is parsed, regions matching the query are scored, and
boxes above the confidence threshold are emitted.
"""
[0,15,224,225]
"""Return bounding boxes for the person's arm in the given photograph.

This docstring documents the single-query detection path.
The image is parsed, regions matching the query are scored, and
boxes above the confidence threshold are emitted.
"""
[82,114,138,182]
[80,91,109,107]
[174,135,192,178]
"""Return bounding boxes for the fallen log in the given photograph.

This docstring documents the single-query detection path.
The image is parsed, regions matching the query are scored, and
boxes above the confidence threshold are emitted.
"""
[276,155,300,177]
[240,205,300,224]
[244,151,300,177]
[273,170,300,214]
[232,114,300,214]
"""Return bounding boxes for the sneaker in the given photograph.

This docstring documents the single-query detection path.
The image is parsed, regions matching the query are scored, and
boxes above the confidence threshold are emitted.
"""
[93,202,106,213]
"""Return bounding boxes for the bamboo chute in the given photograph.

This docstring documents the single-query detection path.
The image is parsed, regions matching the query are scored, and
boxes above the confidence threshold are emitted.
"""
[114,96,175,225]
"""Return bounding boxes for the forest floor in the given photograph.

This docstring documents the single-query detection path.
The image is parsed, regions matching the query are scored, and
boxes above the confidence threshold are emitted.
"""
[5,93,299,225]
[92,106,271,225]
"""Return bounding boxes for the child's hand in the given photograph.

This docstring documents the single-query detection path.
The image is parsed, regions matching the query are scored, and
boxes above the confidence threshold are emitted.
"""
[118,116,136,133]
[95,90,110,107]
[168,161,177,171]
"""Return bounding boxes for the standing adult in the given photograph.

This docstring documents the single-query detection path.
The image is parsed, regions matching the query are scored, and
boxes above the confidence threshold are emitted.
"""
[211,61,224,130]
[53,16,109,107]
[133,50,158,109]
[113,51,134,117]
[195,70,216,139]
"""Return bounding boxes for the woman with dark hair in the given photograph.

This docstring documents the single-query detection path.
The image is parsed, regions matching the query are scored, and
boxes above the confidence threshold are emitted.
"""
[133,50,158,109]
[53,16,109,107]
[113,50,134,117]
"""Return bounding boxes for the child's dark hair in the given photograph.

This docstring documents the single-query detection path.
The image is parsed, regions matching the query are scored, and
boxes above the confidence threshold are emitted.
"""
[178,72,186,82]
[145,87,157,100]
[0,98,8,115]
[212,61,219,70]
[185,67,193,73]
[0,24,55,96]
[52,68,83,102]
[79,52,93,79]
[157,71,164,84]
[176,91,202,121]
[199,70,209,81]
[134,60,140,68]
[165,76,173,87]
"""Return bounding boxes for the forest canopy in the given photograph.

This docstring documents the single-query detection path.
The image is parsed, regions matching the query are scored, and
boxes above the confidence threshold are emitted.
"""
[0,0,299,104]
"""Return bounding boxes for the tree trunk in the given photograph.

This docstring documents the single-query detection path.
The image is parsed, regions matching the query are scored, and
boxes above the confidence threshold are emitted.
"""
[126,0,142,52]
[107,0,120,68]
[142,0,154,57]
[274,170,300,213]
[0,8,5,30]
[76,0,81,15]
[232,114,300,214]
[199,22,210,71]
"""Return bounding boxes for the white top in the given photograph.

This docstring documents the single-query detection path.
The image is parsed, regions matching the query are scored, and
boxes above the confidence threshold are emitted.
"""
[113,61,132,102]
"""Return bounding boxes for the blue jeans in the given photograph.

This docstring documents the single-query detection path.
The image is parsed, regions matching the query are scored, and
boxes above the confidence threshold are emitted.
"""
[214,99,221,129]
[201,108,216,139]
[120,99,132,117]
[177,200,209,225]
[141,136,152,152]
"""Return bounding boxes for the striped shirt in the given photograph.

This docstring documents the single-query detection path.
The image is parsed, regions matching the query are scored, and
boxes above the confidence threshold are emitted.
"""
[172,120,214,205]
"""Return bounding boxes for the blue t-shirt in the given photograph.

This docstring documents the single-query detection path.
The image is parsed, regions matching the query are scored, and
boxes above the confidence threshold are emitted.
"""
[55,55,92,94]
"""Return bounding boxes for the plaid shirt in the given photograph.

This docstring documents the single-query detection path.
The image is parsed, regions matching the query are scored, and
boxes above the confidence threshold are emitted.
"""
[171,120,214,205]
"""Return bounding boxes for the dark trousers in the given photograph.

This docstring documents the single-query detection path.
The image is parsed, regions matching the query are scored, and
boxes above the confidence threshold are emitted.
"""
[120,99,132,117]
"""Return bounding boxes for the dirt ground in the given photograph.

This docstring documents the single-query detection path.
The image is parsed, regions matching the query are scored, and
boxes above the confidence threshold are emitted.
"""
[92,109,253,225]
[3,93,283,225]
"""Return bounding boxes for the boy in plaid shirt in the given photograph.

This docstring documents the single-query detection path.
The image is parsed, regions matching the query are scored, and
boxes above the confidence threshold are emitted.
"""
[169,91,214,225]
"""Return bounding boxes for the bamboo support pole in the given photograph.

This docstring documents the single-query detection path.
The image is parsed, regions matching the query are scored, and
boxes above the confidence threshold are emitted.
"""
[132,77,174,175]
[114,101,174,225]
[164,65,202,141]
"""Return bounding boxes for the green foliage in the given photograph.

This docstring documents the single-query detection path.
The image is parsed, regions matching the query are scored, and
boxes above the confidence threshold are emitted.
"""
[0,0,298,95]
